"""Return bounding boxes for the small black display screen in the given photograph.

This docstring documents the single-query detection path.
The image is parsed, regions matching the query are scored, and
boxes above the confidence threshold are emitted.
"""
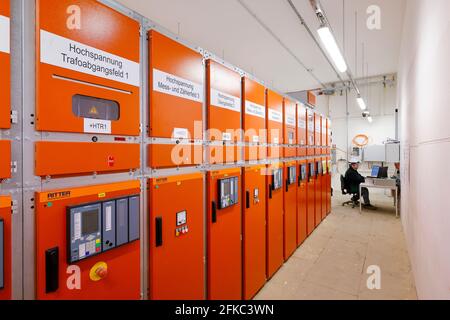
[309,163,315,180]
[288,166,296,185]
[82,209,100,236]
[272,169,283,190]
[218,177,239,209]
[300,165,307,181]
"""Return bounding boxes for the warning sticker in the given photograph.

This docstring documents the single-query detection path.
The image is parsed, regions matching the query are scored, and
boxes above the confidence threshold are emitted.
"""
[268,109,283,123]
[153,68,203,103]
[40,30,140,87]
[211,89,241,113]
[84,118,111,134]
[0,15,10,54]
[245,101,265,119]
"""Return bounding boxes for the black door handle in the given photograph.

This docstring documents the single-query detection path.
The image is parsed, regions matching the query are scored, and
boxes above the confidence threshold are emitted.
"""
[269,184,273,199]
[212,201,217,223]
[155,217,163,247]
[246,191,250,209]
[45,247,59,293]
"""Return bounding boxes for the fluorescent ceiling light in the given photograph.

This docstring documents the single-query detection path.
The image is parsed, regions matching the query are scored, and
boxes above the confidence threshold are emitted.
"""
[357,96,367,110]
[367,116,373,123]
[317,26,348,73]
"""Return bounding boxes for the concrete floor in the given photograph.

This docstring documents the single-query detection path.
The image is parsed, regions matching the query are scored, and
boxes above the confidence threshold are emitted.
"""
[254,192,417,300]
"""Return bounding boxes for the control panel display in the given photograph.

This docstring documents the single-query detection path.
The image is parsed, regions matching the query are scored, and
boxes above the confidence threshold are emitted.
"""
[68,203,102,264]
[316,162,322,176]
[288,166,296,185]
[322,160,327,175]
[309,163,315,181]
[272,169,283,190]
[218,177,239,209]
[177,211,187,226]
[67,195,140,264]
[300,164,307,181]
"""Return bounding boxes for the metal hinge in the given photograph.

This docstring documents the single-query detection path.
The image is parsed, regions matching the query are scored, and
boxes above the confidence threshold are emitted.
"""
[10,110,18,124]
[11,200,19,215]
[11,161,17,174]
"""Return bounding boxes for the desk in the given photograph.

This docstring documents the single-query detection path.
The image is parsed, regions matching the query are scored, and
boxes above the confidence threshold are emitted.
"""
[359,179,399,217]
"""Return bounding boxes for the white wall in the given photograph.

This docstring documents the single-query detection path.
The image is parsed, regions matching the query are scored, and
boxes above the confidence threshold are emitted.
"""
[325,81,398,160]
[398,0,450,300]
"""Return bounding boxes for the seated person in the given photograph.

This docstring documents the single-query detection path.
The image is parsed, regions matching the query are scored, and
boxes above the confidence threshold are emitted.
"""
[345,161,377,210]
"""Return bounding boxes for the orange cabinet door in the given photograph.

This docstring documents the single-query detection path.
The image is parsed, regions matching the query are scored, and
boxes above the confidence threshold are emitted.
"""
[149,174,205,300]
[0,140,11,180]
[307,161,316,235]
[314,160,322,227]
[0,196,12,300]
[297,104,307,157]
[0,0,10,130]
[242,77,266,160]
[266,164,284,278]
[283,99,297,158]
[36,0,140,135]
[242,166,266,300]
[207,169,242,300]
[283,162,297,260]
[297,162,308,246]
[266,90,283,151]
[35,181,141,300]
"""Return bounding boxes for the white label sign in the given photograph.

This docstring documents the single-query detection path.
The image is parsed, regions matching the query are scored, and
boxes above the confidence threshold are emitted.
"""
[298,119,306,129]
[274,137,279,144]
[286,115,296,126]
[245,101,265,119]
[84,118,111,134]
[0,15,10,54]
[211,89,241,113]
[173,128,189,139]
[74,212,81,241]
[40,30,140,86]
[222,132,232,141]
[268,109,283,123]
[308,122,314,131]
[252,135,260,143]
[316,122,321,133]
[153,68,203,103]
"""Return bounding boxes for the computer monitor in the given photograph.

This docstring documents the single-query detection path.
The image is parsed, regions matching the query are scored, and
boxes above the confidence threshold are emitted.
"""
[378,167,389,178]
[371,166,380,177]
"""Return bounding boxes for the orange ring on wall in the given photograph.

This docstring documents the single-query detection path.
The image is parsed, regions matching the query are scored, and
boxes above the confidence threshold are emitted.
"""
[353,134,369,147]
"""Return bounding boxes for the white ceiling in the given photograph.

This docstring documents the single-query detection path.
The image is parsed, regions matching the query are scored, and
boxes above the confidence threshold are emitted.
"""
[117,0,406,93]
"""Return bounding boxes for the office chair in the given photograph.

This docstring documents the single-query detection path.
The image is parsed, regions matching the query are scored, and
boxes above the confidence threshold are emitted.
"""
[340,175,359,208]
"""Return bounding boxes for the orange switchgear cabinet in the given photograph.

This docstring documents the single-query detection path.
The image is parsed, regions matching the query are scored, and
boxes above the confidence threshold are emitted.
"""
[0,196,11,300]
[306,160,315,235]
[315,114,322,155]
[206,60,242,164]
[297,161,308,246]
[36,0,140,135]
[314,159,322,227]
[149,173,204,300]
[35,181,141,300]
[266,163,284,278]
[284,99,297,158]
[266,90,283,159]
[283,161,297,260]
[0,0,10,130]
[207,168,242,300]
[35,142,140,177]
[307,109,315,156]
[242,77,266,161]
[326,157,332,215]
[149,30,204,168]
[242,165,266,300]
[321,159,327,220]
[0,140,11,180]
[149,30,203,140]
[297,103,307,157]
